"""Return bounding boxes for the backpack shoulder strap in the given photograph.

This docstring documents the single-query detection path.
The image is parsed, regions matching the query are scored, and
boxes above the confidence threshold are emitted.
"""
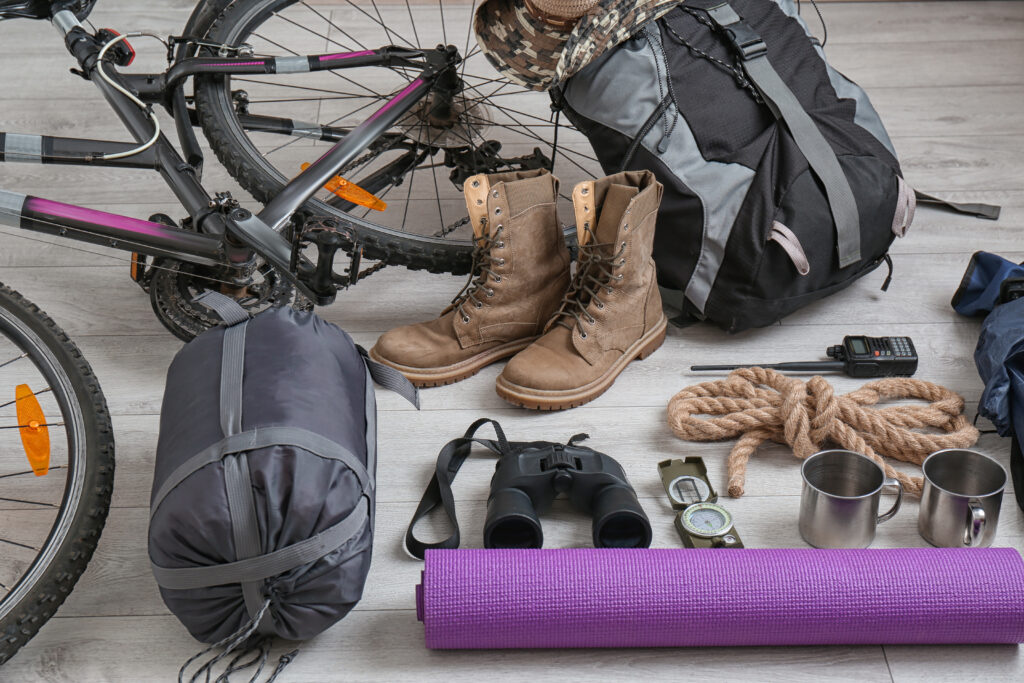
[689,0,862,269]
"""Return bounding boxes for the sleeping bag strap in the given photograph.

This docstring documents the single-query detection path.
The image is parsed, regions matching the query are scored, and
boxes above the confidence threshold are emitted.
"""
[688,0,862,268]
[194,290,251,326]
[151,499,370,590]
[357,346,420,408]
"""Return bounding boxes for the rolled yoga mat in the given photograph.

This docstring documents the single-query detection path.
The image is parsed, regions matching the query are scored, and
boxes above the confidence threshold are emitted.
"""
[416,548,1024,648]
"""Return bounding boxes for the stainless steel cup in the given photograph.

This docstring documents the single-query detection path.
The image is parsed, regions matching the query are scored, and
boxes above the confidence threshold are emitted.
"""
[799,449,903,548]
[919,448,1006,548]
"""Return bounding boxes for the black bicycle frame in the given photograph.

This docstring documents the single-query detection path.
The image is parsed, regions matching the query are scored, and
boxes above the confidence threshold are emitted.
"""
[0,8,447,301]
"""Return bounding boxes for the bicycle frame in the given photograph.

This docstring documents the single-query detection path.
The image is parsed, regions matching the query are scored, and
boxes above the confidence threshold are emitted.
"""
[0,8,452,303]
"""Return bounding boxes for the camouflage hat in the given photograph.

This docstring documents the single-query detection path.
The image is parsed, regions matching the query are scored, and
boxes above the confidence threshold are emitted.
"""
[475,0,682,91]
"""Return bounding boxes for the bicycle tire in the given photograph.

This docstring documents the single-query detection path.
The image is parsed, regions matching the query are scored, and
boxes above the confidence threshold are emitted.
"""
[191,0,584,276]
[0,285,114,665]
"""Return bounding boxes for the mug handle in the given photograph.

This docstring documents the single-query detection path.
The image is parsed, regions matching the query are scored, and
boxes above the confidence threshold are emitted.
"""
[876,477,903,524]
[963,499,987,547]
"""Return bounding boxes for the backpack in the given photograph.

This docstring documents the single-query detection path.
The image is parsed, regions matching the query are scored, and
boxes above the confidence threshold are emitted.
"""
[555,0,998,332]
[148,293,417,646]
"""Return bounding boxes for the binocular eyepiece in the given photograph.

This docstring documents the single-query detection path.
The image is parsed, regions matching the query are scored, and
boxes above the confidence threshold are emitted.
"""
[483,442,652,550]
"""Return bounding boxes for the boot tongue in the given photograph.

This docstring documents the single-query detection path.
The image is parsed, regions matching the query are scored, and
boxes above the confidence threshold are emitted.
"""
[463,173,491,239]
[594,183,639,246]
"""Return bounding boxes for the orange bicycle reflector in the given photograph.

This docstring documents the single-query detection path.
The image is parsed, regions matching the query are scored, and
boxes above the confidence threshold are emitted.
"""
[301,163,387,211]
[15,384,50,476]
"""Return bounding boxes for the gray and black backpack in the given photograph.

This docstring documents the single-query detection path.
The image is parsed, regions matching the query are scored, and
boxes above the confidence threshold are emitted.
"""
[148,293,417,659]
[556,0,998,332]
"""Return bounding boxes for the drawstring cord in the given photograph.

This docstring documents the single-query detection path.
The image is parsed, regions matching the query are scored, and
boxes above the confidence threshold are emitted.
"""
[552,228,626,338]
[178,599,298,683]
[449,224,506,323]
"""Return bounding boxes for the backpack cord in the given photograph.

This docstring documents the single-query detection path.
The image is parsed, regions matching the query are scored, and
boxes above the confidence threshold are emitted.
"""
[665,10,764,105]
[178,598,298,683]
[667,368,980,498]
[797,0,829,48]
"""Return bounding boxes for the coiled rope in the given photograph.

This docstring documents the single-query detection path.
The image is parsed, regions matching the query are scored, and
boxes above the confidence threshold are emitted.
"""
[667,368,980,497]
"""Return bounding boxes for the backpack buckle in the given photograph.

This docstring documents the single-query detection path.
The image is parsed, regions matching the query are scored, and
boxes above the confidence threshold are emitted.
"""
[721,22,768,60]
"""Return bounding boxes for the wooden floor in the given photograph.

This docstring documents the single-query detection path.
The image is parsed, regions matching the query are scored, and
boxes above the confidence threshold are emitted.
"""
[1,1,1023,681]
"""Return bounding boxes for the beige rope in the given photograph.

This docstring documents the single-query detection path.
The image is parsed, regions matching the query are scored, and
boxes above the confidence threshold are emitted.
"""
[666,367,980,498]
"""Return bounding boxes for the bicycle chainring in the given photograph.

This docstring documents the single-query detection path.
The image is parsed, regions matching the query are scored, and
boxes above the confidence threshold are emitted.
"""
[148,259,294,341]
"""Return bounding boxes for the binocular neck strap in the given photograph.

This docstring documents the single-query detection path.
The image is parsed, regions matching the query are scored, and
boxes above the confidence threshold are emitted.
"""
[404,418,534,560]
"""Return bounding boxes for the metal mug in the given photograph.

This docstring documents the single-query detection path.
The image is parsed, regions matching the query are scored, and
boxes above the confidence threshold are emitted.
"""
[919,449,1006,548]
[799,449,903,548]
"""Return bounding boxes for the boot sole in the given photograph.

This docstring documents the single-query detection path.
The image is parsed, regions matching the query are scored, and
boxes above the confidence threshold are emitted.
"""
[495,315,668,411]
[368,337,538,388]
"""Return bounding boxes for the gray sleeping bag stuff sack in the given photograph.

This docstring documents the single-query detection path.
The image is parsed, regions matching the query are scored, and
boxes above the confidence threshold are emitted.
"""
[148,292,418,646]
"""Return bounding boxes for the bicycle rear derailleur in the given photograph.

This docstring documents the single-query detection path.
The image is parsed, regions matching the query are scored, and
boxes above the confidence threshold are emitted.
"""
[293,216,386,306]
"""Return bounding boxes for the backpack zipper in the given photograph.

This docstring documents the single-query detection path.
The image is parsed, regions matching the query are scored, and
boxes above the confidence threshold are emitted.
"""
[619,93,673,172]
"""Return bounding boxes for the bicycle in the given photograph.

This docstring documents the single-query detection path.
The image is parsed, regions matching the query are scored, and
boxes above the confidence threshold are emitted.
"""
[0,0,601,663]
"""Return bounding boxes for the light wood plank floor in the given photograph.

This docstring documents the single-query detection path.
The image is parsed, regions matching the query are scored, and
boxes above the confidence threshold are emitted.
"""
[1,1,1022,681]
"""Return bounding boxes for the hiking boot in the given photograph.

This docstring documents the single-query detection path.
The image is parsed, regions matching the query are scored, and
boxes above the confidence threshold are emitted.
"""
[496,171,668,410]
[369,169,571,387]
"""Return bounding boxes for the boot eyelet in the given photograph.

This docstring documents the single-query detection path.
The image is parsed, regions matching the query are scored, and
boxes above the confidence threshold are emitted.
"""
[623,224,629,232]
[606,287,614,294]
[471,180,481,188]
[496,240,505,248]
[596,302,605,310]
[580,331,588,339]
[587,316,595,324]
[497,258,506,265]
[494,208,502,216]
[486,289,495,297]
[492,190,500,198]
[493,275,502,283]
[615,274,624,280]
[620,259,626,265]
[463,315,471,323]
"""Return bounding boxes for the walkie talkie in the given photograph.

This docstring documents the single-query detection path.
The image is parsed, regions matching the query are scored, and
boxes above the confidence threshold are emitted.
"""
[691,336,918,378]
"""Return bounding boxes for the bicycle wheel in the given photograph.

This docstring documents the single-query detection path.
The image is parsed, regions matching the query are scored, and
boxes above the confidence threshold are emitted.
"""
[0,285,114,664]
[193,0,603,275]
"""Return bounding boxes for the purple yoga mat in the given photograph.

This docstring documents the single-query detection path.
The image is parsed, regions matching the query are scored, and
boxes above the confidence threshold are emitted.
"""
[416,548,1024,648]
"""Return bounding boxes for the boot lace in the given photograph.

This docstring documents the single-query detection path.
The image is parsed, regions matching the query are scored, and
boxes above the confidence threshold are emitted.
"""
[552,234,626,339]
[450,225,505,323]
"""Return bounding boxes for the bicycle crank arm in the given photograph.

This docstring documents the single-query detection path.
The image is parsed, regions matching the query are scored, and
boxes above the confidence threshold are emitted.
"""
[223,208,320,301]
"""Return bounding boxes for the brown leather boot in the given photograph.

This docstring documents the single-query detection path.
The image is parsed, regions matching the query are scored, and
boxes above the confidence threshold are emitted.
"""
[496,170,668,410]
[369,169,571,387]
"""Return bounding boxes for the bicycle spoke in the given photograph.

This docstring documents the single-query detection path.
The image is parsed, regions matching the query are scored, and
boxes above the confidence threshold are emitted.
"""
[0,387,51,411]
[438,0,448,46]
[459,2,478,92]
[262,95,385,157]
[339,0,415,49]
[0,537,40,551]
[0,497,56,509]
[0,353,28,370]
[233,77,379,99]
[0,423,64,430]
[404,0,421,48]
[253,27,388,98]
[247,95,380,104]
[0,466,65,481]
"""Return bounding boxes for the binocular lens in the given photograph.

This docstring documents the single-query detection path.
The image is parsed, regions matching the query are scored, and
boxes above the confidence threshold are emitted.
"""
[484,488,543,549]
[592,485,653,549]
[595,512,651,548]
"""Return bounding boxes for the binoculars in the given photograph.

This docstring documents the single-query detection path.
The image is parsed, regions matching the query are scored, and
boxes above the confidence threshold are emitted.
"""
[483,439,652,550]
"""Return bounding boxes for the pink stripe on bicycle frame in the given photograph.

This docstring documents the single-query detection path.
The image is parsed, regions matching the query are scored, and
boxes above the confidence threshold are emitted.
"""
[25,198,179,238]
[200,61,267,67]
[366,78,425,123]
[319,50,375,61]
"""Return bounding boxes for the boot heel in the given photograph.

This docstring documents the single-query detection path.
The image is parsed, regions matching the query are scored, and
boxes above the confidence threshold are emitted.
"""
[637,323,667,360]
